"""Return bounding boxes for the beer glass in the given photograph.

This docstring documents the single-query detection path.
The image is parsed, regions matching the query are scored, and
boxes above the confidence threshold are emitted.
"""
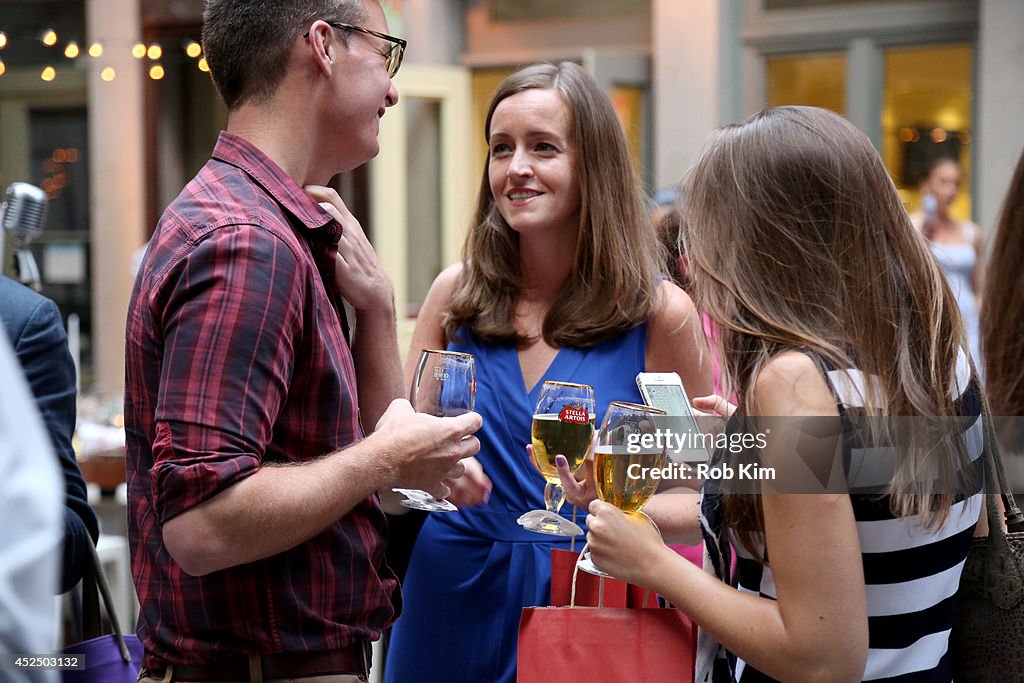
[393,349,476,512]
[517,380,595,536]
[578,401,667,575]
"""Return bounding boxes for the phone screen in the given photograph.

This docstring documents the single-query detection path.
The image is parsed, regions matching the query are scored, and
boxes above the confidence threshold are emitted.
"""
[639,377,709,462]
[643,383,690,418]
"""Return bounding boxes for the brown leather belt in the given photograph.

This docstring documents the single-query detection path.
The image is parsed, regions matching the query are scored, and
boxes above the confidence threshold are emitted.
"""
[151,642,370,682]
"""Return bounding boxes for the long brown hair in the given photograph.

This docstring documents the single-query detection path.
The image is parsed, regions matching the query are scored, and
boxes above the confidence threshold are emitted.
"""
[982,148,1024,418]
[680,107,970,547]
[443,62,660,347]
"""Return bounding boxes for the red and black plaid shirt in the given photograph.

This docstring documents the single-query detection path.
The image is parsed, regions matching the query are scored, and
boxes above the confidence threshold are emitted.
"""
[124,131,399,667]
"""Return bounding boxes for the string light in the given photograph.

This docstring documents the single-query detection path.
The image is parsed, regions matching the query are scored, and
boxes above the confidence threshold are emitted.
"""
[64,41,80,59]
[88,42,103,57]
[41,29,58,46]
[0,32,7,49]
[198,57,209,72]
[185,41,202,58]
[147,43,162,60]
[148,64,164,80]
[0,59,6,77]
[131,43,146,59]
[100,66,115,81]
[40,65,56,81]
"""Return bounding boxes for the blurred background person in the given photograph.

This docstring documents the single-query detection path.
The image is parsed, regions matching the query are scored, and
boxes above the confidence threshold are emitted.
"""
[0,326,62,677]
[384,61,711,683]
[910,156,983,373]
[0,274,99,593]
[587,106,984,683]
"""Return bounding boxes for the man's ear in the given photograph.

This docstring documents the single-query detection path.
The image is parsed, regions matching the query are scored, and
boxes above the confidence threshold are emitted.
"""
[306,21,335,76]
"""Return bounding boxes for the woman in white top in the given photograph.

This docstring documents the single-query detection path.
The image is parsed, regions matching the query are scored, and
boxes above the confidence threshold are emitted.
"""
[910,157,983,372]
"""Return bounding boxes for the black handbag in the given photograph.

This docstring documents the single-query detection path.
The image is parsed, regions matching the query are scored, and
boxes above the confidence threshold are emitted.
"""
[950,390,1024,683]
[61,541,143,682]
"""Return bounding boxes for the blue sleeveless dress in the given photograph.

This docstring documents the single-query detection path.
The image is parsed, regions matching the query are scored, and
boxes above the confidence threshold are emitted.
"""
[384,324,648,683]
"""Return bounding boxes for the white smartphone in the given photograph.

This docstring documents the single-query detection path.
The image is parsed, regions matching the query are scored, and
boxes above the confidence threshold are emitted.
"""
[636,371,709,462]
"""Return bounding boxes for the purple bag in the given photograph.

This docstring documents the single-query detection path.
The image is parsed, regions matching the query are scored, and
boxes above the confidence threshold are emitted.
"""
[61,543,142,682]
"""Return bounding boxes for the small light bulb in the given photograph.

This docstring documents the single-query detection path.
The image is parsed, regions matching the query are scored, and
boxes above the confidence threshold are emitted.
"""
[132,43,146,59]
[185,41,202,58]
[0,32,8,49]
[64,41,80,59]
[101,67,116,81]
[149,64,165,80]
[0,59,6,77]
[147,43,162,60]
[198,57,210,72]
[41,65,57,81]
[88,42,103,57]
[42,29,58,46]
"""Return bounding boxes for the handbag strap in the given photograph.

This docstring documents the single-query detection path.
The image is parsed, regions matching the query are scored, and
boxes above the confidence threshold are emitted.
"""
[82,541,134,663]
[974,365,1024,533]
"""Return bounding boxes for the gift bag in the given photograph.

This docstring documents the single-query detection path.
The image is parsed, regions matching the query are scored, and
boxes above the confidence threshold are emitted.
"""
[522,548,696,682]
[62,542,143,682]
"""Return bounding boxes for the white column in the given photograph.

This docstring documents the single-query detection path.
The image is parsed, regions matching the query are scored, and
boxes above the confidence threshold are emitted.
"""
[652,0,737,188]
[86,0,146,396]
[976,0,1024,234]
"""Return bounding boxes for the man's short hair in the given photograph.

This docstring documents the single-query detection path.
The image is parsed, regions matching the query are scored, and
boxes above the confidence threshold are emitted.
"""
[202,0,367,110]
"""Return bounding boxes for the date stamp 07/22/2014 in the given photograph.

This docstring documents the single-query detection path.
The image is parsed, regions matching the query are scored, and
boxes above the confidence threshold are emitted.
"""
[0,654,86,671]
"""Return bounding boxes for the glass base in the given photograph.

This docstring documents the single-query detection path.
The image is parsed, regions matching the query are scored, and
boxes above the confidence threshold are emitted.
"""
[575,551,609,577]
[516,509,583,536]
[393,488,458,512]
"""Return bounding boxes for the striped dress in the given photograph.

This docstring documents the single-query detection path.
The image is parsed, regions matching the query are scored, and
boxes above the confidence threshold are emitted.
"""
[698,351,984,683]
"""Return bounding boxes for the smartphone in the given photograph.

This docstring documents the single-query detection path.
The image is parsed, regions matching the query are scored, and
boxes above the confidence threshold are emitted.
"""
[636,372,709,462]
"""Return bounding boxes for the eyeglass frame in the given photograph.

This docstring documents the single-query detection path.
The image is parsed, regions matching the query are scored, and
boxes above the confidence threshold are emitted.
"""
[303,20,407,78]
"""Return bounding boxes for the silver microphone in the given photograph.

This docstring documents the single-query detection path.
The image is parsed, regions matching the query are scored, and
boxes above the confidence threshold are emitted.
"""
[1,182,49,291]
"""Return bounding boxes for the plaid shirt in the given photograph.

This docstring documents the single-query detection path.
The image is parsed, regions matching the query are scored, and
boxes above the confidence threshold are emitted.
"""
[124,131,399,667]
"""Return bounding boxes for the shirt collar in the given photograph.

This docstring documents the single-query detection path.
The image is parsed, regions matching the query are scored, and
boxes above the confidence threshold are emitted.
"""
[210,130,341,237]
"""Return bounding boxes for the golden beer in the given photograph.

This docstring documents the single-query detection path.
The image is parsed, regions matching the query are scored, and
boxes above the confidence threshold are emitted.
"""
[531,413,594,484]
[594,445,667,513]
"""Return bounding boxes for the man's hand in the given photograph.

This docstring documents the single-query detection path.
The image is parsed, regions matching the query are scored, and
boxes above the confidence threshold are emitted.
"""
[374,399,482,499]
[305,185,393,312]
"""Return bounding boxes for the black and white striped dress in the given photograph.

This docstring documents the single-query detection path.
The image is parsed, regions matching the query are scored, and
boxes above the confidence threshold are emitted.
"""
[697,352,985,683]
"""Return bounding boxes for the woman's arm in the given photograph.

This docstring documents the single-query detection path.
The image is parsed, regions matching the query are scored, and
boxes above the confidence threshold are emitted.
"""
[646,279,714,398]
[586,352,868,683]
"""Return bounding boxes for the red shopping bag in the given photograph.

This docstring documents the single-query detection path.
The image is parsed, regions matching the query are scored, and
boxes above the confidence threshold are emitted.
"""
[517,603,695,682]
[523,549,696,682]
[549,548,648,607]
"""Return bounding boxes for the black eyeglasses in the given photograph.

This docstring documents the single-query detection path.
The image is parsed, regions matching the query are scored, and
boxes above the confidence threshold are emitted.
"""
[304,21,407,78]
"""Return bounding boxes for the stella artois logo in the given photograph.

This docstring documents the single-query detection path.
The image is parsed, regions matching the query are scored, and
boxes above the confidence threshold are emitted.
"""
[558,404,589,424]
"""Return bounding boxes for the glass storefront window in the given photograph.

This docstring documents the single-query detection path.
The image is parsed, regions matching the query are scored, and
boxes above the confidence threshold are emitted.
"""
[766,52,846,116]
[881,44,973,216]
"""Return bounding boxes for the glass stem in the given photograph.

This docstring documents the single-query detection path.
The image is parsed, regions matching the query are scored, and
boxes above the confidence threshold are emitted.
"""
[544,482,566,515]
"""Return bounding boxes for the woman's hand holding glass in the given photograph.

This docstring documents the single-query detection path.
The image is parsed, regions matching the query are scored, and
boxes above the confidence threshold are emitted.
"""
[577,401,668,576]
[517,381,595,536]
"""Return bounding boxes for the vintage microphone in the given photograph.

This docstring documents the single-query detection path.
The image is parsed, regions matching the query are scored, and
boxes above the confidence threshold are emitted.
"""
[1,182,49,291]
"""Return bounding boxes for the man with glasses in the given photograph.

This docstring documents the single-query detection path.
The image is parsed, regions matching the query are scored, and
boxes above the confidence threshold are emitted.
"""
[126,2,480,681]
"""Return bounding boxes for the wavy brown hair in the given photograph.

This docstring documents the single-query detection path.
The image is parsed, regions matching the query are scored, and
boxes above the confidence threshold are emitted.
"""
[443,62,660,347]
[680,107,971,550]
[982,148,1024,418]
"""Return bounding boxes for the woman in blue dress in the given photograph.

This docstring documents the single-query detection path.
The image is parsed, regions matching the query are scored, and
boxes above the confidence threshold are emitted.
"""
[383,62,712,683]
